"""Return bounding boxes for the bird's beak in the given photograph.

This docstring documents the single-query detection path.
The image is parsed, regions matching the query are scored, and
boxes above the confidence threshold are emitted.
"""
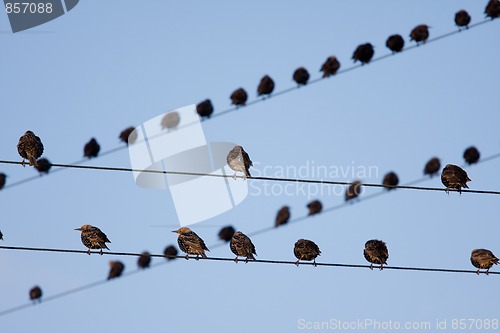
[171,230,178,233]
[74,228,81,231]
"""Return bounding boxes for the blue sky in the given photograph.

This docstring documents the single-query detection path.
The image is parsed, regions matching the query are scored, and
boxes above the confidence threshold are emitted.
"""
[1,1,499,332]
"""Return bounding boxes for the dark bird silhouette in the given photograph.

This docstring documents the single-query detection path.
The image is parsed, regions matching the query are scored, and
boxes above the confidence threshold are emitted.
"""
[230,231,257,263]
[345,180,362,202]
[352,43,374,64]
[455,10,471,29]
[410,25,430,45]
[218,225,236,242]
[35,158,51,175]
[471,249,499,275]
[364,239,389,270]
[275,205,290,228]
[307,200,322,216]
[83,138,100,158]
[29,286,43,303]
[424,157,441,177]
[108,261,125,280]
[163,244,178,260]
[386,34,405,53]
[293,67,310,86]
[161,111,180,130]
[172,227,209,260]
[196,99,214,119]
[294,239,321,266]
[463,146,480,165]
[138,251,152,269]
[441,164,471,193]
[230,88,248,106]
[119,127,137,145]
[227,145,252,179]
[485,0,500,19]
[0,173,6,190]
[75,224,111,255]
[17,130,44,167]
[257,75,275,97]
[320,56,341,78]
[0,229,3,240]
[382,171,399,190]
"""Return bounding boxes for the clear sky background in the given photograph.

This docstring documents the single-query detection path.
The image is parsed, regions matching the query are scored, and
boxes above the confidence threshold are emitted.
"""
[1,1,499,332]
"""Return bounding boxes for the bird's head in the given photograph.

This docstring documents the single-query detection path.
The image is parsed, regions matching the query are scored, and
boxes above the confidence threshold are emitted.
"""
[75,224,92,231]
[172,227,191,235]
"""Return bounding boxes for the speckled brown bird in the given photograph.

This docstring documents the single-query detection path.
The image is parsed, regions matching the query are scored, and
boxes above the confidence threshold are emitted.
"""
[230,88,248,106]
[161,111,181,130]
[196,99,214,119]
[463,146,480,165]
[293,67,310,86]
[163,244,178,260]
[352,43,374,64]
[294,239,321,266]
[172,227,209,260]
[382,171,399,190]
[83,138,100,158]
[75,224,111,255]
[345,180,362,202]
[227,145,252,179]
[386,34,405,53]
[471,249,499,275]
[0,173,6,190]
[307,200,322,216]
[17,130,44,167]
[35,158,51,175]
[257,75,275,97]
[455,10,471,29]
[320,56,341,78]
[441,164,471,193]
[218,225,236,242]
[424,157,441,177]
[108,261,125,280]
[364,239,389,270]
[275,205,290,228]
[119,127,137,145]
[29,286,42,303]
[485,0,500,19]
[138,251,152,269]
[230,231,257,263]
[410,24,430,45]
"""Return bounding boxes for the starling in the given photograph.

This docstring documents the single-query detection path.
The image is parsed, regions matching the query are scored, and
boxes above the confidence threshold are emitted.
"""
[230,231,257,263]
[485,0,500,19]
[441,164,470,193]
[218,225,236,242]
[108,261,125,280]
[0,173,6,190]
[307,200,322,216]
[83,138,100,158]
[455,10,471,29]
[196,99,214,119]
[17,130,44,167]
[293,67,310,86]
[35,158,51,175]
[275,205,290,228]
[345,180,362,202]
[172,227,209,260]
[364,239,389,270]
[0,229,3,240]
[382,171,399,190]
[227,145,253,179]
[163,244,178,260]
[230,88,248,106]
[29,286,42,303]
[75,224,111,255]
[410,25,430,45]
[352,43,374,64]
[138,251,152,269]
[257,75,275,97]
[471,249,499,275]
[424,157,441,177]
[161,111,181,130]
[119,127,137,145]
[386,34,405,53]
[320,56,341,78]
[463,146,480,165]
[294,239,321,266]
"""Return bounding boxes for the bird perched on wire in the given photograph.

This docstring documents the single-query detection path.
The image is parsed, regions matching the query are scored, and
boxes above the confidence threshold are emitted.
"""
[386,34,405,53]
[320,56,341,78]
[345,180,362,202]
[0,173,6,190]
[75,224,111,255]
[257,75,275,97]
[382,171,399,190]
[35,158,52,175]
[485,0,500,19]
[307,200,322,216]
[17,130,44,167]
[275,205,290,228]
[294,239,321,266]
[119,127,137,145]
[463,146,480,165]
[163,244,178,260]
[364,239,389,270]
[172,227,209,260]
[108,261,125,280]
[230,88,248,107]
[471,249,499,275]
[293,67,310,86]
[441,164,470,194]
[455,10,471,30]
[218,225,236,242]
[29,286,43,303]
[424,157,441,177]
[227,145,252,179]
[83,138,100,158]
[230,231,257,263]
[196,99,214,119]
[161,111,181,130]
[352,43,374,64]
[138,251,152,269]
[410,24,430,45]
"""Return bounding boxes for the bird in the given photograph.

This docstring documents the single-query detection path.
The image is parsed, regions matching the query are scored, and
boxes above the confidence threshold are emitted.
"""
[441,164,471,194]
[485,0,500,19]
[0,229,3,240]
[230,231,257,263]
[424,157,441,177]
[364,239,389,270]
[0,173,6,190]
[471,249,499,275]
[382,171,399,190]
[455,10,471,29]
[196,99,214,119]
[137,251,152,269]
[108,261,125,280]
[83,138,100,158]
[320,56,341,78]
[163,244,178,260]
[293,67,310,86]
[352,43,374,64]
[119,127,137,145]
[35,158,51,175]
[386,34,405,53]
[230,88,248,106]
[161,111,181,130]
[463,146,480,165]
[218,225,236,242]
[30,286,43,303]
[345,180,362,202]
[227,145,252,179]
[75,224,111,255]
[172,227,209,260]
[17,130,44,167]
[257,75,275,97]
[275,205,290,228]
[307,200,322,216]
[294,239,321,266]
[410,24,430,45]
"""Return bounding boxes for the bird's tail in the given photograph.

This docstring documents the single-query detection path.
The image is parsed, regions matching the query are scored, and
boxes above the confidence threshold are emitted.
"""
[246,169,251,178]
[247,253,256,260]
[201,252,208,259]
[29,156,37,167]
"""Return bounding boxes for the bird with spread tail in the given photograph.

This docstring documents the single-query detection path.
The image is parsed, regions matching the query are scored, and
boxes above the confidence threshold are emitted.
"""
[441,164,470,193]
[75,224,111,255]
[172,227,209,260]
[364,239,389,270]
[294,239,321,266]
[470,249,499,275]
[227,145,253,179]
[230,231,257,263]
[17,130,44,167]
